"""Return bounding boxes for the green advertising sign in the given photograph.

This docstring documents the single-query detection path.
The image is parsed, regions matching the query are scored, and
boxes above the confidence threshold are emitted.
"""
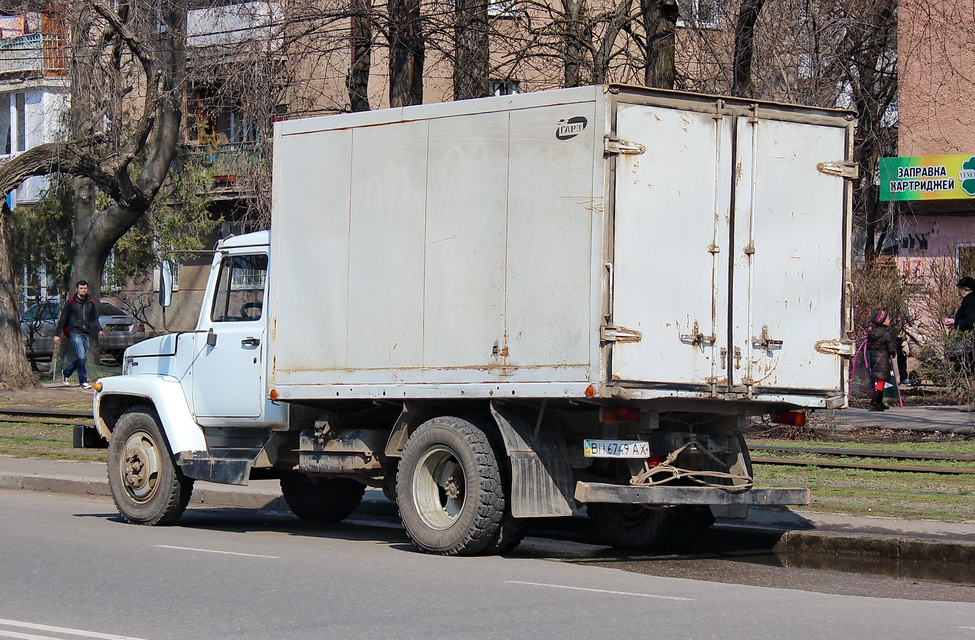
[879,154,975,201]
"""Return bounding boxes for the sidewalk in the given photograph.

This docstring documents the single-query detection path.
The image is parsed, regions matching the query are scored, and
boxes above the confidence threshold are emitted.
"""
[813,404,975,435]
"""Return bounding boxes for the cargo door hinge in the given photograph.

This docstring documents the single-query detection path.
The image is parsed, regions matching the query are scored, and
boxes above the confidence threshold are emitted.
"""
[601,325,643,343]
[815,339,856,357]
[604,136,645,156]
[817,161,860,180]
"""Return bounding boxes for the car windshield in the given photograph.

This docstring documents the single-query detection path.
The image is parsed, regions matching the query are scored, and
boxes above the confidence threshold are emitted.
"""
[98,302,126,316]
[20,302,59,323]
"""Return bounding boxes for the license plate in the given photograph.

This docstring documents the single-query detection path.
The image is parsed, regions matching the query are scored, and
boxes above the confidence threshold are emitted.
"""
[583,439,651,458]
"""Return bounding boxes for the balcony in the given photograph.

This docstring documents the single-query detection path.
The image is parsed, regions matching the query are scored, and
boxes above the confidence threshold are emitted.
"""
[182,142,262,199]
[0,32,67,79]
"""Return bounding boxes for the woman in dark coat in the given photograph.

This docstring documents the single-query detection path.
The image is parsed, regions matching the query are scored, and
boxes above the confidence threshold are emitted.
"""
[866,309,898,411]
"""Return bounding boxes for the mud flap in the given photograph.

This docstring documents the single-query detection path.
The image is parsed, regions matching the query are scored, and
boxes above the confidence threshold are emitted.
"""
[490,401,575,518]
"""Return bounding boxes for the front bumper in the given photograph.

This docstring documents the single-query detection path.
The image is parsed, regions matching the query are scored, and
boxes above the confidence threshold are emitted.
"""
[574,482,810,506]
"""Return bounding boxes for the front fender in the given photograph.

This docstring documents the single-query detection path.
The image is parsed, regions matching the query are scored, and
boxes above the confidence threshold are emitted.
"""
[94,375,208,456]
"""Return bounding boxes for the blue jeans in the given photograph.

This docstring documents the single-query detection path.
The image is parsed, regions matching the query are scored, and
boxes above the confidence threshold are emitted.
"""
[63,332,90,384]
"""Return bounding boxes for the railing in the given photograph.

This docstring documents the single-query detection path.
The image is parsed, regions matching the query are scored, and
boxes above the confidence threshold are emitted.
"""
[0,32,67,77]
[181,141,263,194]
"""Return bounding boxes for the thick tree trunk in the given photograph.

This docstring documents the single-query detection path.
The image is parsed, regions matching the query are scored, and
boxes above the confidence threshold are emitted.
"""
[561,0,587,87]
[453,0,489,100]
[0,209,37,389]
[389,0,424,107]
[640,0,679,89]
[347,0,372,112]
[731,0,765,97]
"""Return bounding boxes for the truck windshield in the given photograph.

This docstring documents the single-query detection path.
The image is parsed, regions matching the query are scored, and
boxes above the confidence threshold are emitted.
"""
[210,254,268,322]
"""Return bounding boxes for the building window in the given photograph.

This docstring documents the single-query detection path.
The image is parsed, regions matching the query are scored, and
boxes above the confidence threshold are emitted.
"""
[15,92,25,152]
[0,91,25,155]
[677,0,719,28]
[959,244,975,278]
[488,0,518,17]
[188,85,255,145]
[489,80,520,96]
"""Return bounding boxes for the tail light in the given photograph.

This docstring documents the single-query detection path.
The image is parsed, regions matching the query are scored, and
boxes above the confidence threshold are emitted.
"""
[137,321,145,333]
[646,455,664,467]
[771,410,806,427]
[598,407,640,422]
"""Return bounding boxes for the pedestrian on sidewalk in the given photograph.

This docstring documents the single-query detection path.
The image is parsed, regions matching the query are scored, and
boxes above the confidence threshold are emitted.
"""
[947,276,975,372]
[866,309,898,411]
[53,281,105,390]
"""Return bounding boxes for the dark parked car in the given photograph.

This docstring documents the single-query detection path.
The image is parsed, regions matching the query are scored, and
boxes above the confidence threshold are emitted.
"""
[20,300,149,365]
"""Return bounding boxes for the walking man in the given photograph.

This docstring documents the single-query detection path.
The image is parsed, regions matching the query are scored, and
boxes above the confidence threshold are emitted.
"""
[54,281,105,389]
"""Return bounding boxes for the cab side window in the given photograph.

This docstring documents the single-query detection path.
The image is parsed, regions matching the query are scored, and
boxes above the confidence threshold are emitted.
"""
[210,254,268,322]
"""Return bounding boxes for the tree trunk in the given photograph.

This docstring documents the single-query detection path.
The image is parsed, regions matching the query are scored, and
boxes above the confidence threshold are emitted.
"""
[0,207,37,389]
[640,0,679,89]
[347,0,373,112]
[560,0,588,87]
[453,0,489,100]
[389,0,424,107]
[731,0,765,97]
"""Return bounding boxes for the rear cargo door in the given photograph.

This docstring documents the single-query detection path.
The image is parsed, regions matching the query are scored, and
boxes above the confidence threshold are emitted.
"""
[609,103,734,388]
[728,118,848,392]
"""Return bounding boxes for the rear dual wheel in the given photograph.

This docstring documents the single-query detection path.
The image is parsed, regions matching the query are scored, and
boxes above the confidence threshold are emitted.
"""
[396,417,507,556]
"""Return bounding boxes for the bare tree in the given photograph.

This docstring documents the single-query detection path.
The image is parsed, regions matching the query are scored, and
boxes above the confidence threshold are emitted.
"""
[731,0,764,97]
[453,0,490,99]
[389,0,425,105]
[0,0,187,388]
[348,0,374,110]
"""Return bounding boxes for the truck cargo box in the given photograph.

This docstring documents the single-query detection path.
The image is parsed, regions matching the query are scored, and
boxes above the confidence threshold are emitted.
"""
[269,84,853,408]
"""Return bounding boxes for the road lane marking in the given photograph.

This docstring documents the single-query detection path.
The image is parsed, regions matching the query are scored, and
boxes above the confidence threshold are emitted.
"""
[0,617,150,640]
[153,544,279,559]
[505,580,694,601]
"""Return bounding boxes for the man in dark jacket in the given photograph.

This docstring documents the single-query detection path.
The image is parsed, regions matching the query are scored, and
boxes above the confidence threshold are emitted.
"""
[54,281,105,389]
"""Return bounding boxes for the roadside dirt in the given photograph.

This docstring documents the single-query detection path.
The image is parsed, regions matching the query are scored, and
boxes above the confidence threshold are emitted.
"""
[0,384,94,412]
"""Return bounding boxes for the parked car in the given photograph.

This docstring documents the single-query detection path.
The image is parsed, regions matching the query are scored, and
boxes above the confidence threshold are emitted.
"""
[20,300,149,365]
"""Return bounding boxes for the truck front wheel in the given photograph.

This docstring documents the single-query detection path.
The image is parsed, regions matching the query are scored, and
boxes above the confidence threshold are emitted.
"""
[107,406,194,525]
[587,503,715,552]
[280,473,366,522]
[396,417,504,555]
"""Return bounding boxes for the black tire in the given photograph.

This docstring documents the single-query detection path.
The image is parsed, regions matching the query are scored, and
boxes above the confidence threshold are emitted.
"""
[280,473,366,522]
[107,406,194,525]
[396,417,504,555]
[481,426,528,555]
[587,503,715,553]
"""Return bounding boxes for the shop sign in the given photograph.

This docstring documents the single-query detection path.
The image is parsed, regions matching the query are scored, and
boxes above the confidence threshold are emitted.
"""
[879,154,975,201]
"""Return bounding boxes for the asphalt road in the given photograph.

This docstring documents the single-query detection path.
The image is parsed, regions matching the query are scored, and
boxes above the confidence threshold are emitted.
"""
[1,490,973,640]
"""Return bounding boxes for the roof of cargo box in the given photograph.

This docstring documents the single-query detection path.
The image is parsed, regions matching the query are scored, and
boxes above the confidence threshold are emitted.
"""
[274,84,855,137]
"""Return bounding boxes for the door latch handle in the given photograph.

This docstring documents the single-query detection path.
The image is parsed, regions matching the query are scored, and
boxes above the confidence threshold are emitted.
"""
[680,321,716,347]
[241,337,260,347]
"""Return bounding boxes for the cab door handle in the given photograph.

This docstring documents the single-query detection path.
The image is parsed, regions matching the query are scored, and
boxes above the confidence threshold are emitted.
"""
[241,337,260,347]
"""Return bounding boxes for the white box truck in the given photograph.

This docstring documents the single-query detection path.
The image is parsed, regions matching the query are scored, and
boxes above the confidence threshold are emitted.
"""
[94,84,855,555]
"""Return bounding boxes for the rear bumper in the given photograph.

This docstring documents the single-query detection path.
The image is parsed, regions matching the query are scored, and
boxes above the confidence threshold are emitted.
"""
[574,482,810,506]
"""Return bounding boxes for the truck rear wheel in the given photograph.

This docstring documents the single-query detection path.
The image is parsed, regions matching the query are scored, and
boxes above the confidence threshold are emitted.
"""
[587,503,715,552]
[107,406,194,525]
[396,417,504,555]
[280,473,366,522]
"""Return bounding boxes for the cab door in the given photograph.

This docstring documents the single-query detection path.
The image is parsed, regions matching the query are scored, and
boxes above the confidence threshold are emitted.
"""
[191,252,268,418]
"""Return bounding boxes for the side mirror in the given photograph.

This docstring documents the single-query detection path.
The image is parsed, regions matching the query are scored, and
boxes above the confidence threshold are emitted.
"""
[159,259,174,307]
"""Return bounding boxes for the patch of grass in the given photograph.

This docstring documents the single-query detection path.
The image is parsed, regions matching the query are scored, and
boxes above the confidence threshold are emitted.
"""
[754,463,975,522]
[0,421,104,460]
[749,438,975,455]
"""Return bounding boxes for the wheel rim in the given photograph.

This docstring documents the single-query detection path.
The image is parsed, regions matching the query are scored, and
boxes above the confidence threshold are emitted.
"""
[119,429,162,503]
[412,445,466,530]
